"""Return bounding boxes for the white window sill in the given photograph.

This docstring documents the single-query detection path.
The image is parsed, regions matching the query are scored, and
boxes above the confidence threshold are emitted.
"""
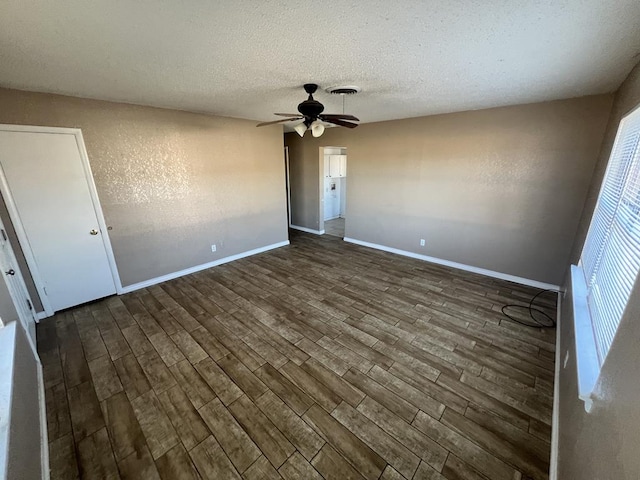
[570,264,601,412]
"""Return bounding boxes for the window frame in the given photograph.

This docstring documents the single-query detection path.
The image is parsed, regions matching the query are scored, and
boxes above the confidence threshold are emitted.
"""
[572,103,640,412]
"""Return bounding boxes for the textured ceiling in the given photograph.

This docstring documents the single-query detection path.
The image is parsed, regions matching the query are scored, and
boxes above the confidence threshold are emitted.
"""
[1,0,640,125]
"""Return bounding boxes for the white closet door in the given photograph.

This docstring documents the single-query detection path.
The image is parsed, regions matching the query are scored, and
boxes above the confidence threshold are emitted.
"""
[0,130,116,312]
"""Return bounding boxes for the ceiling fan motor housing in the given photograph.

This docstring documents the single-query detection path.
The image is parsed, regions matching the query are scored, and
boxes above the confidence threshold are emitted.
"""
[256,82,359,129]
[298,83,325,120]
[298,100,324,118]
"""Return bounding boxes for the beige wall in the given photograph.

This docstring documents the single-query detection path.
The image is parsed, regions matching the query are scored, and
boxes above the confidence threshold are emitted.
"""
[287,136,319,229]
[286,95,612,285]
[0,88,288,303]
[558,61,640,479]
[570,62,640,264]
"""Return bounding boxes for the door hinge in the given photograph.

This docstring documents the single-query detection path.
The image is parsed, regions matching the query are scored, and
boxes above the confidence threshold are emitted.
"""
[26,299,32,311]
[0,229,6,242]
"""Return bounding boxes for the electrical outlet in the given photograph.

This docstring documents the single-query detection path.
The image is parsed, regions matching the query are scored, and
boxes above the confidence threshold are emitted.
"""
[211,244,217,252]
[420,239,426,247]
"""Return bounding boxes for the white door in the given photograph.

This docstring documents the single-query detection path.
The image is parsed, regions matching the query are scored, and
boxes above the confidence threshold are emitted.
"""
[332,180,341,218]
[324,178,332,220]
[0,222,37,346]
[324,178,340,220]
[0,130,116,313]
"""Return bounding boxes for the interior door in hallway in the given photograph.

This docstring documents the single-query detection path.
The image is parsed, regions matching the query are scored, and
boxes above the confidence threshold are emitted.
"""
[0,129,117,314]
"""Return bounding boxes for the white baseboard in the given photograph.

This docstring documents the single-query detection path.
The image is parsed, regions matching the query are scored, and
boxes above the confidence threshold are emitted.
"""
[290,225,325,235]
[549,292,562,480]
[120,240,289,294]
[343,237,560,291]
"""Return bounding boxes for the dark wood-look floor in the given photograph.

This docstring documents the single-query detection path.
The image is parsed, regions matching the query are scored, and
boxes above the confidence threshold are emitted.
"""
[40,231,556,480]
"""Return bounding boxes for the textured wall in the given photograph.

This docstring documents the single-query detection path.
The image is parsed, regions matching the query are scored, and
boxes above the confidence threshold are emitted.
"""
[558,61,640,479]
[570,61,640,263]
[286,95,612,285]
[0,88,288,294]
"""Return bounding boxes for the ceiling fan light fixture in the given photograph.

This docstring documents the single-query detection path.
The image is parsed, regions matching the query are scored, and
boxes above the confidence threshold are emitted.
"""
[294,122,307,137]
[311,121,325,138]
[257,83,360,132]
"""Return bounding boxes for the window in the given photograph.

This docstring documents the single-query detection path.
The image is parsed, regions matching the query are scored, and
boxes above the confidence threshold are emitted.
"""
[573,104,640,409]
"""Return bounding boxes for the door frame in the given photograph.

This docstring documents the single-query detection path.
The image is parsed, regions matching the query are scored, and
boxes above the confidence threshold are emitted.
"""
[318,147,325,234]
[319,146,348,234]
[284,146,292,227]
[0,124,123,317]
[0,214,38,351]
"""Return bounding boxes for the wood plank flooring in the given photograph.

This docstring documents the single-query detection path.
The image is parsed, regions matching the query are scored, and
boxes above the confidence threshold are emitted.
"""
[39,230,556,480]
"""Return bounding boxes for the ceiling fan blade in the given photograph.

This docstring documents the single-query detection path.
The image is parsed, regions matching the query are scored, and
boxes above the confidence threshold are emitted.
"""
[324,118,359,129]
[274,113,303,117]
[320,114,360,122]
[256,117,302,127]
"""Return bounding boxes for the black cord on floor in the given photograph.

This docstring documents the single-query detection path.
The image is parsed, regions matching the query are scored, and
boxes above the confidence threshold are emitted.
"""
[501,289,557,328]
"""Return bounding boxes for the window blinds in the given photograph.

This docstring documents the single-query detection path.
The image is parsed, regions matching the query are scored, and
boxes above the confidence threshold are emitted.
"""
[581,105,640,365]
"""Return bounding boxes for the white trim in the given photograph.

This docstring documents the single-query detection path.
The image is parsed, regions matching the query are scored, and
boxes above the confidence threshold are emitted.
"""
[0,321,48,479]
[289,225,325,235]
[0,214,40,341]
[343,237,561,291]
[570,264,599,411]
[284,147,292,227]
[36,311,49,321]
[37,358,49,480]
[549,291,562,480]
[120,241,289,294]
[0,322,16,480]
[0,124,124,317]
[318,147,325,234]
[324,215,341,221]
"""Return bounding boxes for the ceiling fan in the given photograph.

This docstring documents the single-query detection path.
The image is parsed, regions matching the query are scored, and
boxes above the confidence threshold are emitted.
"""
[257,83,359,137]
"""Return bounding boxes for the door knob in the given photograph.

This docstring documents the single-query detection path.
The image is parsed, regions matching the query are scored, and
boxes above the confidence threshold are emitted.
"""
[5,269,15,276]
[90,229,99,235]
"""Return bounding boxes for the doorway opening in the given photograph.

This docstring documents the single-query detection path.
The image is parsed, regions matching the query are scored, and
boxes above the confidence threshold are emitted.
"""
[321,147,347,238]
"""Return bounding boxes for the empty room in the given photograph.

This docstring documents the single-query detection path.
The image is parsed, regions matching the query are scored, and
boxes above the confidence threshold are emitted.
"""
[1,1,640,479]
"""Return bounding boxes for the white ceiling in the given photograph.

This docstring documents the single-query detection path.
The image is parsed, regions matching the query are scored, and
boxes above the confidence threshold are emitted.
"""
[1,0,640,125]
